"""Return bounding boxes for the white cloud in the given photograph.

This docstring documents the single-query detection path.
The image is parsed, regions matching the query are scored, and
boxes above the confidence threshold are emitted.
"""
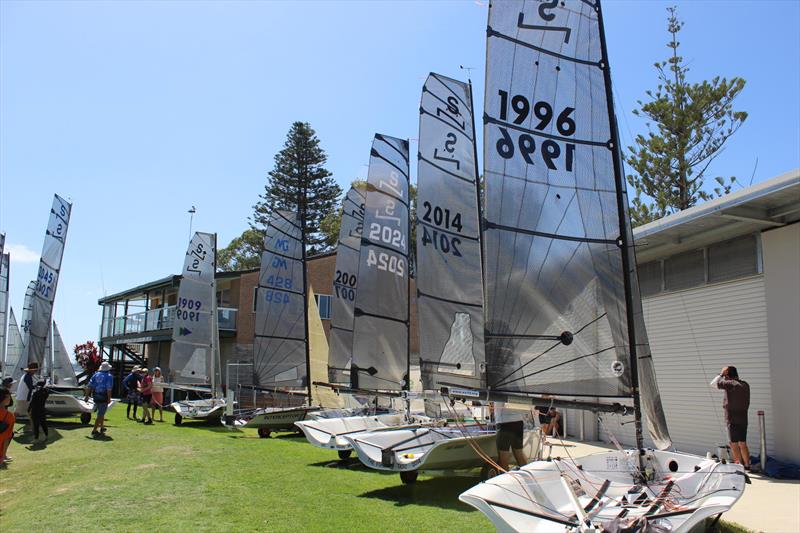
[6,243,39,263]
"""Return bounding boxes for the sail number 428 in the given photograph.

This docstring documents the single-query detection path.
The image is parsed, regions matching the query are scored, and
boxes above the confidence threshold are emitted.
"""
[496,90,576,171]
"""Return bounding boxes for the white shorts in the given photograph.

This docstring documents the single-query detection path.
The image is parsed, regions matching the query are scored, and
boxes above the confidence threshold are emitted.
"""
[14,399,29,418]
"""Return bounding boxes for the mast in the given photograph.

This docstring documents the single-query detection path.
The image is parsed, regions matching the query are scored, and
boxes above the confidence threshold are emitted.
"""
[406,138,411,394]
[211,233,219,398]
[300,180,312,402]
[596,0,644,455]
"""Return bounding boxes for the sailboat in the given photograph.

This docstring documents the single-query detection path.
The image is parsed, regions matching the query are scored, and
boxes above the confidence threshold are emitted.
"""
[0,251,8,376]
[168,232,226,425]
[11,281,36,384]
[455,1,746,531]
[345,73,541,483]
[42,320,97,424]
[3,309,23,380]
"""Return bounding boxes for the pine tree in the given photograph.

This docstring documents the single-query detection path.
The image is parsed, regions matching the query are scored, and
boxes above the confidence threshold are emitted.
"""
[250,122,342,253]
[625,6,747,226]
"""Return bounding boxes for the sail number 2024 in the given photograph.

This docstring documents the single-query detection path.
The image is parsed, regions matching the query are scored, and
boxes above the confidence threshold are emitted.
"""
[496,90,576,171]
[366,249,405,277]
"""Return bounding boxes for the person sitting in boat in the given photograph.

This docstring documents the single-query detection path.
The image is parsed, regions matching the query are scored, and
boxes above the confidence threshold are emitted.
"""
[711,366,751,471]
[493,401,528,472]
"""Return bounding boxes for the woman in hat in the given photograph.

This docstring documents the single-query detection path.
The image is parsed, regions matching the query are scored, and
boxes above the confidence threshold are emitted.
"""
[14,361,39,423]
[138,368,154,425]
[151,367,165,422]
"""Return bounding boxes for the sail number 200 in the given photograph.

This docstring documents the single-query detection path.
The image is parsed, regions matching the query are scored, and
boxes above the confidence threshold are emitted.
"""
[496,90,576,171]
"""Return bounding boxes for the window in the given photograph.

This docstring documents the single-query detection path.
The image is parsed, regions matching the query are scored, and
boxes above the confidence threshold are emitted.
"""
[664,249,705,291]
[708,234,758,283]
[315,294,331,320]
[216,288,231,307]
[638,261,662,297]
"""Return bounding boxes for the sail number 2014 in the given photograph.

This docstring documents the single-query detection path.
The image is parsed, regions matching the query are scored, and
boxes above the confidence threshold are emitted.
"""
[496,90,576,171]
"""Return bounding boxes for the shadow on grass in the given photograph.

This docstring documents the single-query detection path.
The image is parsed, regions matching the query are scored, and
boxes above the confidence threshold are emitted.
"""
[84,433,114,442]
[172,423,244,434]
[307,458,370,470]
[13,428,64,446]
[358,476,479,512]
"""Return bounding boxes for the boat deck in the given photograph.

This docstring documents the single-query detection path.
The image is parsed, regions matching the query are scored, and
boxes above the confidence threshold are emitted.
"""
[546,439,800,533]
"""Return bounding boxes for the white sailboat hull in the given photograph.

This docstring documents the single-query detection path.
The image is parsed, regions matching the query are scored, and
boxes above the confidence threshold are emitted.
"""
[294,413,411,451]
[346,426,539,473]
[459,449,747,533]
[171,399,226,422]
[244,406,319,431]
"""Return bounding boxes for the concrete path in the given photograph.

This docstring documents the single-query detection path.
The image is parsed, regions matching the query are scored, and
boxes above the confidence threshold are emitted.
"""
[540,439,799,533]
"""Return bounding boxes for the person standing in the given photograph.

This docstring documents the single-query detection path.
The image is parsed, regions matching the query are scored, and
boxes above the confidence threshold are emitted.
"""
[123,366,142,421]
[88,361,114,437]
[0,389,15,466]
[14,362,39,426]
[151,367,165,422]
[138,368,154,425]
[493,401,529,472]
[711,366,751,470]
[28,381,51,441]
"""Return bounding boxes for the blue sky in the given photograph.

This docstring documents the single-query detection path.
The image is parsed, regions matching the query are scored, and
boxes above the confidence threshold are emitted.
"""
[1,0,799,351]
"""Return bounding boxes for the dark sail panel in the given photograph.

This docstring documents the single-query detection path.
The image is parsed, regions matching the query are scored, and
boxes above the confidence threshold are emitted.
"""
[0,253,8,372]
[416,73,485,390]
[483,0,670,449]
[351,134,410,391]
[328,187,366,383]
[253,210,308,388]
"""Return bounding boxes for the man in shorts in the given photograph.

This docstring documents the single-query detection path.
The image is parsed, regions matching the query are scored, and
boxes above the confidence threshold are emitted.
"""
[88,361,114,437]
[711,365,751,470]
[494,401,528,472]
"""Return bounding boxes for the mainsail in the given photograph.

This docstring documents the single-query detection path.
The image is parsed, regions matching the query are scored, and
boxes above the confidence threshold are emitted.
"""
[416,73,485,391]
[253,210,308,390]
[170,232,218,388]
[20,281,36,352]
[308,287,343,408]
[0,253,9,372]
[328,186,366,383]
[482,0,670,449]
[4,309,23,379]
[351,134,410,391]
[51,321,77,386]
[26,194,72,369]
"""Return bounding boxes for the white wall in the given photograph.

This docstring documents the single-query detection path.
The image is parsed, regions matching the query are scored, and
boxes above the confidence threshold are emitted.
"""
[762,223,800,463]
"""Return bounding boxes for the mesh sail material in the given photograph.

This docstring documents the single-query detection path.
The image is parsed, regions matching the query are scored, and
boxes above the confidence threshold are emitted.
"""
[416,73,486,391]
[0,253,9,370]
[4,309,23,379]
[351,134,410,391]
[483,0,671,449]
[51,321,77,386]
[26,195,71,370]
[170,232,216,385]
[253,210,308,389]
[328,187,365,383]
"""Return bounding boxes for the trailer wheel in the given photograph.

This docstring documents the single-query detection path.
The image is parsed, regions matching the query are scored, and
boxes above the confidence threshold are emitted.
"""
[400,470,418,485]
[258,427,271,439]
[338,450,352,460]
[80,412,92,425]
[174,414,183,426]
[480,464,498,481]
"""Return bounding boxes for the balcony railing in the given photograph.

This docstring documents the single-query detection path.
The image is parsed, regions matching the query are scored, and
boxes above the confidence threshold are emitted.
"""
[102,305,237,338]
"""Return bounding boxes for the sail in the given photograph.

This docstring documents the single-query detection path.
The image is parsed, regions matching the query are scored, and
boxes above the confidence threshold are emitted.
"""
[4,309,23,379]
[170,232,217,385]
[11,283,36,383]
[328,187,366,383]
[253,210,308,389]
[351,134,410,391]
[26,194,72,369]
[0,253,9,372]
[51,321,77,386]
[482,0,670,448]
[416,73,486,391]
[309,288,344,407]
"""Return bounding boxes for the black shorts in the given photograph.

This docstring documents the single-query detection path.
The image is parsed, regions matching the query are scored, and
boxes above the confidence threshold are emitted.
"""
[728,423,747,442]
[538,414,552,424]
[496,421,524,452]
[141,395,152,405]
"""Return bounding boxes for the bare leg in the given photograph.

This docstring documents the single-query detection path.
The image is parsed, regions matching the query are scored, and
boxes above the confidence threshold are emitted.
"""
[512,447,528,468]
[93,415,103,433]
[498,450,511,471]
[736,442,751,467]
[1,438,10,461]
[729,441,742,464]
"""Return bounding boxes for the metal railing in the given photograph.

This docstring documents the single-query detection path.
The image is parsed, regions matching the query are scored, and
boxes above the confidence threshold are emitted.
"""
[101,305,237,338]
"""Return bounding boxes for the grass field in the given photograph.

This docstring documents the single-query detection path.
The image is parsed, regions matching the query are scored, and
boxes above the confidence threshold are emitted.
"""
[0,411,751,532]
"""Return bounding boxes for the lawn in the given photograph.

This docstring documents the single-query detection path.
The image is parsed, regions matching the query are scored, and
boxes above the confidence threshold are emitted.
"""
[0,412,751,533]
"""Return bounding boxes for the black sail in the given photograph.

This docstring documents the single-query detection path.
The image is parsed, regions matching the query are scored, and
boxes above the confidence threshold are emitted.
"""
[328,187,366,383]
[482,0,670,449]
[253,210,308,389]
[351,134,410,391]
[416,73,485,390]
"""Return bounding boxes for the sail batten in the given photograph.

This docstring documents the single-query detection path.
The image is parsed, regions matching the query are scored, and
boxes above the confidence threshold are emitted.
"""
[351,134,410,391]
[26,195,72,369]
[482,0,670,449]
[328,187,365,383]
[416,73,486,390]
[0,252,9,372]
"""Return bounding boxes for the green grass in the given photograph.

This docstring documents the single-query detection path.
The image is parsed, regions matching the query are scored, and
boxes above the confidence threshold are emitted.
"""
[1,412,491,532]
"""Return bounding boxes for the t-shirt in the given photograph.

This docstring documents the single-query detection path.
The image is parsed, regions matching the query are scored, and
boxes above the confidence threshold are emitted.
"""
[15,372,35,402]
[494,402,527,424]
[717,378,750,425]
[151,376,165,393]
[29,386,51,413]
[90,371,114,399]
[123,372,140,392]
